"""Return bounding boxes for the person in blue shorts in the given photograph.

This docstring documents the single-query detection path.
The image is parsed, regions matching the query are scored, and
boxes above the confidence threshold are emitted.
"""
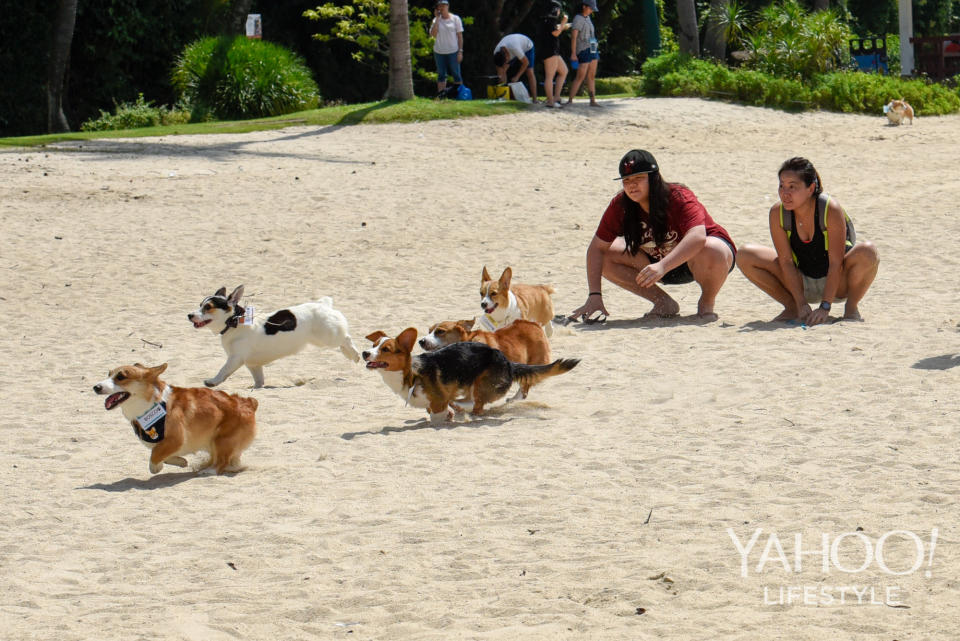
[567,0,599,106]
[494,33,538,102]
[430,1,464,97]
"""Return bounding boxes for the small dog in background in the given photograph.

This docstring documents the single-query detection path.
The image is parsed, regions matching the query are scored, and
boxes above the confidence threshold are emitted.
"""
[884,99,914,125]
[363,328,578,423]
[188,285,360,388]
[478,266,556,336]
[419,318,551,399]
[93,362,258,475]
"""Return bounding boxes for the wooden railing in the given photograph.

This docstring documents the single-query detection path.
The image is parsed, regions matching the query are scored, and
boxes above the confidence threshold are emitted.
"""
[909,35,960,79]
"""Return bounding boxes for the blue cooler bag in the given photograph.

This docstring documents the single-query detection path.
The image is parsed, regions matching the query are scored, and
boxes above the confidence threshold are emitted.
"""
[457,84,472,100]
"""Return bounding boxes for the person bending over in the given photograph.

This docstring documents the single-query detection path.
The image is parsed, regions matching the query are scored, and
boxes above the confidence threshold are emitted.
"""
[494,33,537,102]
[569,149,736,322]
[736,157,879,324]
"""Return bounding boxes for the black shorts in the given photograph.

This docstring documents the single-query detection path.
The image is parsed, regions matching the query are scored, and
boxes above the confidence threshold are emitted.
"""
[657,236,736,285]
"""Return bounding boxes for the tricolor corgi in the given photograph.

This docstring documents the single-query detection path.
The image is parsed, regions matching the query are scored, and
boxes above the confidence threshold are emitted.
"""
[363,328,578,423]
[479,266,555,336]
[93,363,257,475]
[418,318,551,399]
[188,285,360,388]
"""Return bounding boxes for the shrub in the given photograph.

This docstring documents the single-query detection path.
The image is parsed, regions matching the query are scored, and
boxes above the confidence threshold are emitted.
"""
[638,52,960,116]
[80,94,191,131]
[743,0,852,80]
[594,76,642,95]
[172,36,319,120]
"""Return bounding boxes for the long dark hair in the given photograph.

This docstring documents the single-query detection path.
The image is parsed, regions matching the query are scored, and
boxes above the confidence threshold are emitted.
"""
[778,157,823,199]
[622,171,674,255]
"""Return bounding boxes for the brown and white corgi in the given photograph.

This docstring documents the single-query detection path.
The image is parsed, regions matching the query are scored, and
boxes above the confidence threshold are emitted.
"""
[362,328,578,423]
[418,318,551,399]
[479,266,555,336]
[93,363,257,475]
[884,98,914,125]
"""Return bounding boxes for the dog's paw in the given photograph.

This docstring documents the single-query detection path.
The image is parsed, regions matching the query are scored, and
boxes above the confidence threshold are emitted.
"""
[203,379,218,388]
[166,456,189,468]
[149,461,164,474]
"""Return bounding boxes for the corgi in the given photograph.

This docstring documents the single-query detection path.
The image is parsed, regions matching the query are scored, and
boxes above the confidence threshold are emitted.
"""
[93,363,257,475]
[884,98,914,125]
[418,318,551,399]
[363,328,578,423]
[187,285,360,388]
[478,266,555,336]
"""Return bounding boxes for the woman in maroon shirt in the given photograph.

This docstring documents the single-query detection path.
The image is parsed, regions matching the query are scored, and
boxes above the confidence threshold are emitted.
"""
[569,149,736,322]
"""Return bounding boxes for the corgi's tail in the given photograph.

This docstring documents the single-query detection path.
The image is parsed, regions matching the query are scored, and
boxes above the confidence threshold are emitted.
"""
[510,358,579,389]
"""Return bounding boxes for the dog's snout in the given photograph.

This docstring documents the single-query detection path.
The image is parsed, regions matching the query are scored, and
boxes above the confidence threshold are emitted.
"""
[417,338,427,347]
[93,384,102,393]
[187,313,195,321]
[361,351,371,360]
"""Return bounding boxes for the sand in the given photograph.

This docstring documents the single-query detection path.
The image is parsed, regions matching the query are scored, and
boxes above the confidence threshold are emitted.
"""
[1,97,958,640]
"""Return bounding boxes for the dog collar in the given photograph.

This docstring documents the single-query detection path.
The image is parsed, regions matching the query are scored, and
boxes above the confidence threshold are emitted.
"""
[221,304,247,335]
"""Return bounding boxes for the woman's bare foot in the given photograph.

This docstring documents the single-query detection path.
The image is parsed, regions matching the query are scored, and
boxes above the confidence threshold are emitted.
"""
[644,297,680,318]
[842,309,863,321]
[772,308,798,322]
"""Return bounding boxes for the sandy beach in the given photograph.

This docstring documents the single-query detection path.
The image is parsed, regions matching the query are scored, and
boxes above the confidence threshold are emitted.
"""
[1,97,958,640]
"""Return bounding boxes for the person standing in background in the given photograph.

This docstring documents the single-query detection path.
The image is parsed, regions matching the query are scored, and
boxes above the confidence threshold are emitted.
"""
[567,0,599,106]
[538,0,571,108]
[430,0,464,97]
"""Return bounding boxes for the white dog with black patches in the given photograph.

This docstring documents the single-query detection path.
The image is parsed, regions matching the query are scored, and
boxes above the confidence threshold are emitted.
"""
[188,285,360,388]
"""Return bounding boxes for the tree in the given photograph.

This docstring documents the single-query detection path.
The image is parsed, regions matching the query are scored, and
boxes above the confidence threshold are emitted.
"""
[386,0,413,99]
[703,0,729,60]
[47,0,77,132]
[676,0,699,56]
[813,0,830,10]
[225,0,255,34]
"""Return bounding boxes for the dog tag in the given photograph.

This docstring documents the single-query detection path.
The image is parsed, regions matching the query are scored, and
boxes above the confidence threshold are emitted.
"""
[137,402,166,430]
[240,305,255,326]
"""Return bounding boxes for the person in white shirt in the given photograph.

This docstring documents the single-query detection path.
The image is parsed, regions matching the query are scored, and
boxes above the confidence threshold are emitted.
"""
[430,0,464,96]
[493,33,538,102]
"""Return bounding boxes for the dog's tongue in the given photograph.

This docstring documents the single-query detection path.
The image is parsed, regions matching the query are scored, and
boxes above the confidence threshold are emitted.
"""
[365,362,388,369]
[104,392,129,410]
[192,319,210,329]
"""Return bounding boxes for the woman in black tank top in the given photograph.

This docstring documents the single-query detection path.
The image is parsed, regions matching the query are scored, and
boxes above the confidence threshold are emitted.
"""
[734,157,879,324]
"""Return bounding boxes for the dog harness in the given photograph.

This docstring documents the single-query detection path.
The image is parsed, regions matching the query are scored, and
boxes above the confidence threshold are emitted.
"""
[131,387,171,443]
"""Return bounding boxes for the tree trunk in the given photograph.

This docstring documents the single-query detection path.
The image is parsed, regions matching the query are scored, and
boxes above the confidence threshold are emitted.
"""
[703,0,728,61]
[385,0,414,100]
[227,0,255,34]
[676,0,700,57]
[813,0,830,10]
[47,0,77,133]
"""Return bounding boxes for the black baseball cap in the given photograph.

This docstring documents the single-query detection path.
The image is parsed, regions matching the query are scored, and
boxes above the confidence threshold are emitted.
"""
[615,149,658,180]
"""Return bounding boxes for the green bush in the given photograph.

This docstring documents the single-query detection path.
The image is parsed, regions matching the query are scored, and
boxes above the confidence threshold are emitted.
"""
[594,76,642,95]
[80,94,191,131]
[172,36,319,120]
[639,52,960,116]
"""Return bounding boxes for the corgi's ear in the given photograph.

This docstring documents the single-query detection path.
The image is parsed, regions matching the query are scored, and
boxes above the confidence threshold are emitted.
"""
[397,327,418,352]
[134,362,144,368]
[481,266,491,283]
[365,330,388,344]
[215,287,227,297]
[148,363,168,378]
[457,319,476,330]
[227,285,244,303]
[499,266,513,289]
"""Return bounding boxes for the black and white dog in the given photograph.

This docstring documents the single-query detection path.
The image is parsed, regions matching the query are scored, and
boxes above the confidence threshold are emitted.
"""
[188,285,360,388]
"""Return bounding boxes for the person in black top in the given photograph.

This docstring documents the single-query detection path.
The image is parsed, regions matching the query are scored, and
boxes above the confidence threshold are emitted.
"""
[537,1,570,108]
[736,157,879,324]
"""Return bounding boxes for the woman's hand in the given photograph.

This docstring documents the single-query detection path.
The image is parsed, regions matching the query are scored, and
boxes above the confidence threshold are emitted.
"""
[796,302,813,323]
[806,306,830,326]
[636,262,667,289]
[569,295,608,321]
